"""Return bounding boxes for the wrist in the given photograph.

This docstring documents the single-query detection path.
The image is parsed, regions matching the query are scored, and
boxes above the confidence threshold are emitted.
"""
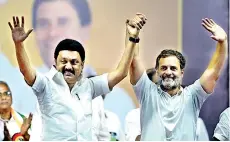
[126,30,139,39]
[219,38,227,44]
[14,41,23,46]
[129,36,140,43]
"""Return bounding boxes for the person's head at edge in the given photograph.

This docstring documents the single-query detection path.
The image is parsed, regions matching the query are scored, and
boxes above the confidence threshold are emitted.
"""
[32,0,91,68]
[54,39,85,89]
[146,68,158,83]
[155,49,186,95]
[0,81,12,120]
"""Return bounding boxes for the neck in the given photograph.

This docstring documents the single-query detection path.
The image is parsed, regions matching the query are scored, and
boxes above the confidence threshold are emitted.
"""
[68,83,75,91]
[167,87,180,96]
[0,108,11,120]
[161,85,181,96]
[67,76,82,91]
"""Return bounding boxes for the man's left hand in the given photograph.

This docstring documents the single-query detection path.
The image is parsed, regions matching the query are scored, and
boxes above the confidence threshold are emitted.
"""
[202,18,227,42]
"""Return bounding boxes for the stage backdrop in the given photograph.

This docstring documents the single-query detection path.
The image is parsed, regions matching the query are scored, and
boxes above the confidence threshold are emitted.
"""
[0,0,228,135]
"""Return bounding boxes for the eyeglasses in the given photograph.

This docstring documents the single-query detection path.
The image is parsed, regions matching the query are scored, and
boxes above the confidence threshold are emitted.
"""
[0,91,11,97]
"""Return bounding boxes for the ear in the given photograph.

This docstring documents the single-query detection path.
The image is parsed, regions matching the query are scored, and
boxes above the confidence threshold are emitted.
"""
[53,60,57,68]
[81,61,85,68]
[54,59,57,66]
[156,68,160,76]
[181,69,184,77]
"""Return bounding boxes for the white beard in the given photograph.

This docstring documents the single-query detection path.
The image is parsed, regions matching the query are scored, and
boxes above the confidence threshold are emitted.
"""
[160,76,181,90]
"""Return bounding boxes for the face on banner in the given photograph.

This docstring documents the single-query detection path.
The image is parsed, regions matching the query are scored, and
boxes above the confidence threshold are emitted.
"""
[34,0,87,68]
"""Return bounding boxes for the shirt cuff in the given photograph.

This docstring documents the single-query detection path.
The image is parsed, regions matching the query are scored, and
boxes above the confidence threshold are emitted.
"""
[32,71,45,93]
[196,79,212,95]
[102,73,111,94]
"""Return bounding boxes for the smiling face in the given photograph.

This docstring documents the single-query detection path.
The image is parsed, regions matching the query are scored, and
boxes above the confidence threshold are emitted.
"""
[0,83,12,111]
[157,56,184,91]
[55,50,84,84]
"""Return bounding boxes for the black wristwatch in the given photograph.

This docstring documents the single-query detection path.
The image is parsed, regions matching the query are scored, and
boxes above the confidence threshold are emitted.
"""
[129,37,140,43]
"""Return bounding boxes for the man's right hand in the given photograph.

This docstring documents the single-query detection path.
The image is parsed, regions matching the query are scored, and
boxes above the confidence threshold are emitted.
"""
[8,16,33,44]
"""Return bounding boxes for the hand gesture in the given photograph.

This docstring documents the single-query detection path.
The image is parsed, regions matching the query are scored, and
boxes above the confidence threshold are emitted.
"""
[126,13,147,38]
[8,16,33,44]
[202,18,227,42]
[20,113,33,136]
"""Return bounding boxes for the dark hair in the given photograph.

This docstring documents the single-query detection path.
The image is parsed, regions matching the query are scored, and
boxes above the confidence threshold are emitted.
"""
[54,39,85,62]
[32,0,92,28]
[146,68,156,81]
[155,49,186,70]
[0,81,11,92]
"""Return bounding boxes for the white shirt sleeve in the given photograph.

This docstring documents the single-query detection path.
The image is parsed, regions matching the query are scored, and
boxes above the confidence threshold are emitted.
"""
[89,73,111,99]
[125,109,141,141]
[185,79,210,110]
[133,71,157,104]
[31,71,47,97]
[213,108,230,141]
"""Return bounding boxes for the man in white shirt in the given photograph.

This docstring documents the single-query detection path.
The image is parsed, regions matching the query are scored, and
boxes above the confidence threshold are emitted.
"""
[7,14,147,140]
[125,68,209,141]
[213,107,230,141]
[129,18,227,140]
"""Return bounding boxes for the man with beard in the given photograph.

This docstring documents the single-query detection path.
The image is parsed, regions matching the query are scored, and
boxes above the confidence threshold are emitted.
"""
[129,18,228,140]
[7,13,147,140]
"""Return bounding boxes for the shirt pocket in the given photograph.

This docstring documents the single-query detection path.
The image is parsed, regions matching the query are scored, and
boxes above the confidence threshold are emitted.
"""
[79,93,92,115]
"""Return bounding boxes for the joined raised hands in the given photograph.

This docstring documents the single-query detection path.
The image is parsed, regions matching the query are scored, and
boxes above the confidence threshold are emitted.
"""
[202,18,227,42]
[8,16,33,43]
[126,13,147,38]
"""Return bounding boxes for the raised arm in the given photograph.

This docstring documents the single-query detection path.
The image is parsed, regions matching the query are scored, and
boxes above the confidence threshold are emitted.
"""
[107,13,147,89]
[129,38,146,85]
[128,13,147,85]
[8,16,35,86]
[200,18,228,94]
